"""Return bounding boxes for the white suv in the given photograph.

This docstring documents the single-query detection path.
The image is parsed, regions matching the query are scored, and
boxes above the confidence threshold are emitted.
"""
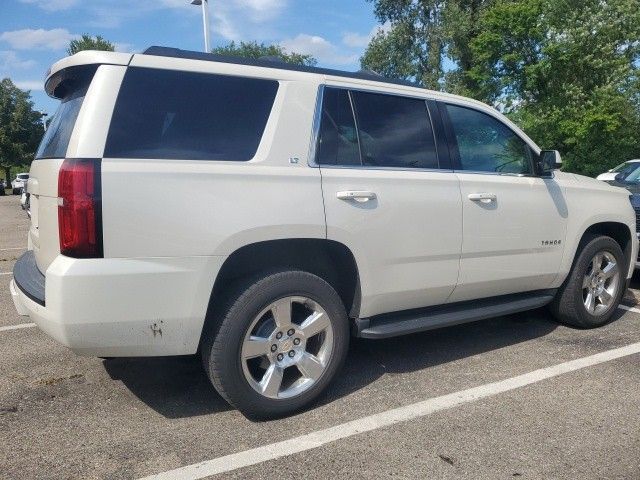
[10,48,638,418]
[11,173,29,194]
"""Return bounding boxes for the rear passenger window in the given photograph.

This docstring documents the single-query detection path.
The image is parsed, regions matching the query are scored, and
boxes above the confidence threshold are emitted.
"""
[351,91,438,169]
[316,88,360,166]
[104,68,278,161]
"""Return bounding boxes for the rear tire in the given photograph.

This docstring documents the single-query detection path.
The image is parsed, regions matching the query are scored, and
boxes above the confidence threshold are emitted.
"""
[201,270,349,420]
[550,234,626,328]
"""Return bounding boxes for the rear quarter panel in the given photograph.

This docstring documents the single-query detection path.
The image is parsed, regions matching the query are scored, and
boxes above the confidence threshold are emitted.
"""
[100,79,326,259]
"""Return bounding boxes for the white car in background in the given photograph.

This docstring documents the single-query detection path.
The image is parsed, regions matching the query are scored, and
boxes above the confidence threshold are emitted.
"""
[11,173,29,194]
[596,159,640,182]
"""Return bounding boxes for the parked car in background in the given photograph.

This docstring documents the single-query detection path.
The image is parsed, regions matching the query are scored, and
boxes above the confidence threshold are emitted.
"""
[596,159,640,182]
[0,179,5,196]
[10,47,639,419]
[602,168,640,269]
[11,173,29,194]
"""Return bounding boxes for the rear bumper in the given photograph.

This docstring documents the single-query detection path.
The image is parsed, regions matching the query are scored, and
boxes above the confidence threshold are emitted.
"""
[13,250,45,305]
[11,252,225,357]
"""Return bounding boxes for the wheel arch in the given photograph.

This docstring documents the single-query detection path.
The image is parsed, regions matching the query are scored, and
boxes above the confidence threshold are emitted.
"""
[579,222,633,274]
[200,238,361,346]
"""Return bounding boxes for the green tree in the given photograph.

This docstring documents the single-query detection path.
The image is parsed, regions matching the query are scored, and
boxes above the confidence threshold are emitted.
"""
[470,0,640,175]
[67,34,115,56]
[361,0,494,91]
[211,41,317,66]
[363,0,640,176]
[0,79,43,187]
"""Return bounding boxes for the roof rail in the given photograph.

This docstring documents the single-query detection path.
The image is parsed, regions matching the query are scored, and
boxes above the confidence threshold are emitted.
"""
[141,46,419,88]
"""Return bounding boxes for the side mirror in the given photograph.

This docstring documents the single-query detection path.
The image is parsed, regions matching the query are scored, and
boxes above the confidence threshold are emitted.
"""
[537,150,562,176]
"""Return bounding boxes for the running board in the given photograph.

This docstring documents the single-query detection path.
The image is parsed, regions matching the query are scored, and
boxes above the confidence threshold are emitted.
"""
[354,290,556,339]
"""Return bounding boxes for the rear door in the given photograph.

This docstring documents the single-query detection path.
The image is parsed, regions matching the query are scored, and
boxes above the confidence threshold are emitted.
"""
[317,87,463,318]
[439,102,568,302]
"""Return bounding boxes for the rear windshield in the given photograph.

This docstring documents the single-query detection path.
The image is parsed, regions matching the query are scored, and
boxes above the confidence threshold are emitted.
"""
[17,174,29,180]
[104,68,279,161]
[35,81,89,159]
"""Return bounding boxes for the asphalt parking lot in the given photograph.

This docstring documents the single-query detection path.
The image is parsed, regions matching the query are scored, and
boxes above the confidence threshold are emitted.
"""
[1,193,639,480]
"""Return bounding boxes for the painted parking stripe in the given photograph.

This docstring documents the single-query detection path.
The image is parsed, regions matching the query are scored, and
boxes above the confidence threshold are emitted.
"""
[140,341,640,480]
[0,247,24,252]
[619,304,640,314]
[0,272,12,276]
[0,323,36,332]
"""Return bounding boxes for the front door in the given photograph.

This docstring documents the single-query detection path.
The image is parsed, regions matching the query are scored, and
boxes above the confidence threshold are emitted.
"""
[440,102,568,302]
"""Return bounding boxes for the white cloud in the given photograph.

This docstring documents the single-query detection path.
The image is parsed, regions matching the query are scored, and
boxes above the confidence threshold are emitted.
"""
[77,0,285,41]
[342,32,370,49]
[212,9,240,41]
[113,42,135,53]
[236,0,286,20]
[159,0,285,20]
[0,28,78,51]
[281,34,358,66]
[0,51,36,73]
[14,80,44,91]
[342,23,391,49]
[19,0,79,12]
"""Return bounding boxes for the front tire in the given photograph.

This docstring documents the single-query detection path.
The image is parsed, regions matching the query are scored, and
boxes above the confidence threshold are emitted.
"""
[550,234,626,328]
[201,270,349,419]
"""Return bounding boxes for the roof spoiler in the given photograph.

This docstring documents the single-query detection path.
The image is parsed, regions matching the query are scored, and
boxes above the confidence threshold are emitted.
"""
[45,51,132,98]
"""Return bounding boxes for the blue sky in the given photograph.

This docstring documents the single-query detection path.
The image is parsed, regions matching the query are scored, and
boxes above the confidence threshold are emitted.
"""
[1,0,382,115]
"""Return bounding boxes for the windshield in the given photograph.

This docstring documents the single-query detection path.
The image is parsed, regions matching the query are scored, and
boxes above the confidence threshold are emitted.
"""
[17,174,29,180]
[620,165,640,183]
[611,161,640,175]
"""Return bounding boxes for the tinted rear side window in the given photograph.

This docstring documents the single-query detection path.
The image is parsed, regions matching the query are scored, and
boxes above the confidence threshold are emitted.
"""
[351,91,438,169]
[105,68,279,161]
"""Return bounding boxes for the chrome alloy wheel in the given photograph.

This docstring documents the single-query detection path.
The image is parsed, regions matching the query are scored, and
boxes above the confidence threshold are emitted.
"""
[240,296,334,399]
[582,250,620,315]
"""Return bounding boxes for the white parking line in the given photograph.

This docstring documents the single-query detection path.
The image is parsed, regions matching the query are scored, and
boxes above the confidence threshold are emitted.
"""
[0,272,12,276]
[140,341,640,480]
[0,323,36,332]
[619,304,640,314]
[0,247,24,251]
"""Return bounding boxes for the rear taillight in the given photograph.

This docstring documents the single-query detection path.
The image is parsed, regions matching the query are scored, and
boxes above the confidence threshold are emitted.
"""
[57,158,102,258]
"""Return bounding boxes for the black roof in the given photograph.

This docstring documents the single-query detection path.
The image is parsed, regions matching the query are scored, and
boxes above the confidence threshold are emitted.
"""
[142,46,418,89]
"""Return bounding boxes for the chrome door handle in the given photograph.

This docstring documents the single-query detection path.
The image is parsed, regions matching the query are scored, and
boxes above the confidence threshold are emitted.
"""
[336,191,377,203]
[468,193,497,203]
